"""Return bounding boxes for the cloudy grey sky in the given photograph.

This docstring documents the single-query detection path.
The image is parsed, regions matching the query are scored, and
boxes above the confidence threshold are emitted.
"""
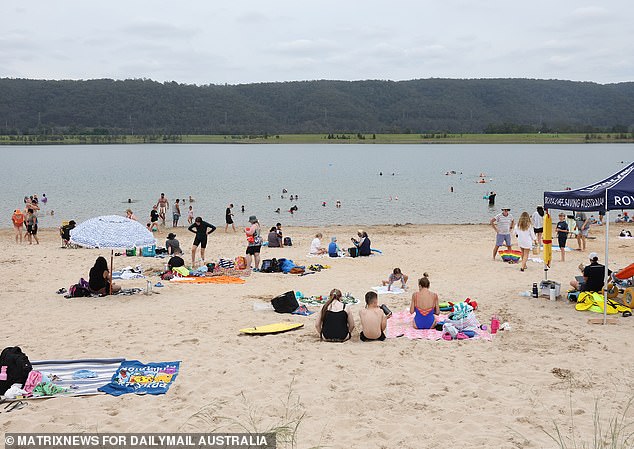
[1,0,632,85]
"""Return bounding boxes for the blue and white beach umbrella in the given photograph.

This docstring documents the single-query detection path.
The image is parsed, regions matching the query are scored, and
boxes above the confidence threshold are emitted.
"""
[70,215,156,249]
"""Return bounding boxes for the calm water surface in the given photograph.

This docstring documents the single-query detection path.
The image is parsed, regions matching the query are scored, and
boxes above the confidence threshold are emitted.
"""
[1,143,632,228]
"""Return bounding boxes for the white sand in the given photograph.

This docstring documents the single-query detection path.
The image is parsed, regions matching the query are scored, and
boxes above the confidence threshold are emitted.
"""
[1,223,634,448]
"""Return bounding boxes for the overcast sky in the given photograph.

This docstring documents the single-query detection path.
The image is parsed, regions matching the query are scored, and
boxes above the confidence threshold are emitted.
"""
[1,0,632,85]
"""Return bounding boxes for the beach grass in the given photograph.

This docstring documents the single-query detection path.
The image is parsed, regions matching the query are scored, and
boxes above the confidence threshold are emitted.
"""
[0,132,632,145]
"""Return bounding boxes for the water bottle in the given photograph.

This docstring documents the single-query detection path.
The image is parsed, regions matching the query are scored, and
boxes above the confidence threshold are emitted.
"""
[146,280,152,296]
[490,315,500,334]
[532,283,539,298]
[549,284,557,301]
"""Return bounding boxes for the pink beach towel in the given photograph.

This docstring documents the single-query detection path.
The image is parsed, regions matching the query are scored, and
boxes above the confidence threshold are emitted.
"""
[385,310,493,341]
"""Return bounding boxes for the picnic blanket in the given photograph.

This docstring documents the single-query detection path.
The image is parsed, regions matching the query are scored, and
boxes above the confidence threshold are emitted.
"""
[8,358,126,400]
[385,310,493,341]
[297,293,358,306]
[171,275,245,284]
[98,360,180,396]
[372,286,406,295]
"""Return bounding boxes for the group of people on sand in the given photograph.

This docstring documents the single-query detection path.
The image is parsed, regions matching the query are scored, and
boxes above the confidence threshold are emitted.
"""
[309,230,371,257]
[314,271,440,342]
[491,205,601,271]
[11,194,47,244]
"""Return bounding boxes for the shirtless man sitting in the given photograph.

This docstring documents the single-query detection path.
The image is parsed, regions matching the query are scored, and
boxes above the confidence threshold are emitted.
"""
[359,291,389,341]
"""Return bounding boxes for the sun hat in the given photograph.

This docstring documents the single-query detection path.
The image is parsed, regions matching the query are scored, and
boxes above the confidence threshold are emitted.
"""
[167,233,176,240]
[331,236,337,242]
[588,252,599,261]
[248,215,258,223]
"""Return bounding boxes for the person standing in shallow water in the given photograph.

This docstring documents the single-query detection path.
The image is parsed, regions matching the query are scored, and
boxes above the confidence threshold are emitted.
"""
[172,199,181,227]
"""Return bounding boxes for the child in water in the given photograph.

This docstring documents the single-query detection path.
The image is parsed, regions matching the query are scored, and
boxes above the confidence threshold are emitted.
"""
[382,268,408,291]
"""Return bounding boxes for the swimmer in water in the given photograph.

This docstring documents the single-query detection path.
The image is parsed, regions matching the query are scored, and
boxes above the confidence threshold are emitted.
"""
[275,208,281,213]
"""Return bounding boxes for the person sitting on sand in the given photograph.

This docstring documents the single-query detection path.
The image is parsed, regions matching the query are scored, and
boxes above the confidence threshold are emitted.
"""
[147,222,159,234]
[328,236,340,257]
[267,226,282,248]
[310,233,327,255]
[359,291,388,342]
[125,209,137,221]
[409,273,440,329]
[89,256,121,295]
[165,232,183,255]
[570,252,611,292]
[382,268,408,291]
[315,289,355,342]
[352,230,371,256]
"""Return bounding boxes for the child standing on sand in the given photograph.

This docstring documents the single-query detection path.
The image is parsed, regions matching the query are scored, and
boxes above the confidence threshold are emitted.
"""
[556,213,569,262]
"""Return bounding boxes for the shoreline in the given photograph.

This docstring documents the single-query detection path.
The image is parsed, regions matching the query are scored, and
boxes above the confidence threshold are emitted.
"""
[2,132,634,145]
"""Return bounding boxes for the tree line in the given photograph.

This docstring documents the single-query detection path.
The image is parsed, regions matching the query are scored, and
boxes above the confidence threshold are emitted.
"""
[1,77,633,135]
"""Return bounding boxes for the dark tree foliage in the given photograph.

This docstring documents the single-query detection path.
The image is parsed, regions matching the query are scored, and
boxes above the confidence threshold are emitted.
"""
[0,78,633,135]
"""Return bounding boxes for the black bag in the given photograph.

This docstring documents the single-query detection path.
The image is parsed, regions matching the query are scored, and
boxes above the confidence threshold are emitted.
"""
[283,237,292,247]
[168,256,185,269]
[271,258,281,273]
[348,247,359,258]
[271,290,299,313]
[261,259,273,273]
[69,283,92,297]
[0,347,33,395]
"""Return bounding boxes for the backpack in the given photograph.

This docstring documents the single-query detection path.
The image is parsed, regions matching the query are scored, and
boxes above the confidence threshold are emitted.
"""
[0,347,33,395]
[283,237,292,246]
[69,283,92,297]
[261,259,273,273]
[271,291,299,313]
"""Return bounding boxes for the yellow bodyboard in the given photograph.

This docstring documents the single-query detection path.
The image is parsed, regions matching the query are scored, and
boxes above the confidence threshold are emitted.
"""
[240,322,304,335]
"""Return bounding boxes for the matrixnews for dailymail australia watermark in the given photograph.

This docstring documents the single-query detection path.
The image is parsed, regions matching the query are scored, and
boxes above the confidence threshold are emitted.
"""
[4,433,276,449]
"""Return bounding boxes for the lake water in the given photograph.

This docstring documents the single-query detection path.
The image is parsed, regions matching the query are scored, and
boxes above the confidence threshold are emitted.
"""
[1,143,632,229]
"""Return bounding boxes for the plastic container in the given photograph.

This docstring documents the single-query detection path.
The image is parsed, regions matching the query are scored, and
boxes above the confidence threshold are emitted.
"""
[549,284,557,301]
[141,245,156,257]
[490,315,500,334]
[145,280,152,296]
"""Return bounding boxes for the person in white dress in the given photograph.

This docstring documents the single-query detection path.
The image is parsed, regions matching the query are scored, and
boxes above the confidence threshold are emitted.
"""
[531,206,545,253]
[515,212,536,272]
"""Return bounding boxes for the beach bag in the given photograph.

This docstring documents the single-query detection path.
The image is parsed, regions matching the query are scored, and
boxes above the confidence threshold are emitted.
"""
[284,237,292,247]
[69,283,91,297]
[235,256,247,270]
[348,247,359,258]
[271,291,299,313]
[261,259,273,273]
[0,347,33,395]
[218,258,235,269]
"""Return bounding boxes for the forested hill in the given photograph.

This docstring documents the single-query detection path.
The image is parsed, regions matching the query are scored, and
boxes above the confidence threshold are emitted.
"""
[1,78,633,135]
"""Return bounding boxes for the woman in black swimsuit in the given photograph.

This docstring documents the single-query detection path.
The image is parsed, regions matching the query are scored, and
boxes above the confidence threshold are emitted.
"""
[315,289,355,342]
[188,216,216,267]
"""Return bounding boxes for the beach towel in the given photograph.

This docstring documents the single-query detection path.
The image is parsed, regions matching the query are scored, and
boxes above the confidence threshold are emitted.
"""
[498,250,521,262]
[371,286,406,295]
[385,310,492,341]
[296,293,358,306]
[170,276,245,284]
[98,360,180,397]
[6,358,126,400]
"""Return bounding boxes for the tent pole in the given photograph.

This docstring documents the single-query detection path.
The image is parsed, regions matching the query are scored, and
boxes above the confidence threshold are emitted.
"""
[603,211,610,325]
[110,249,114,296]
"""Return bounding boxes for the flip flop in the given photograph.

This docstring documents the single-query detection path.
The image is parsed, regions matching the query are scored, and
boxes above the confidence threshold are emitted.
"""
[456,332,469,340]
[442,332,453,341]
[56,288,67,294]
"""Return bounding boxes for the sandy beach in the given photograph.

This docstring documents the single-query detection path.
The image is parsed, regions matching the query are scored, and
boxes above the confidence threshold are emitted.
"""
[2,222,634,448]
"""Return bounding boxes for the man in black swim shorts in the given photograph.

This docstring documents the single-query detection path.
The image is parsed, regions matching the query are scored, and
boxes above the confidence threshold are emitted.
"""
[188,216,216,267]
